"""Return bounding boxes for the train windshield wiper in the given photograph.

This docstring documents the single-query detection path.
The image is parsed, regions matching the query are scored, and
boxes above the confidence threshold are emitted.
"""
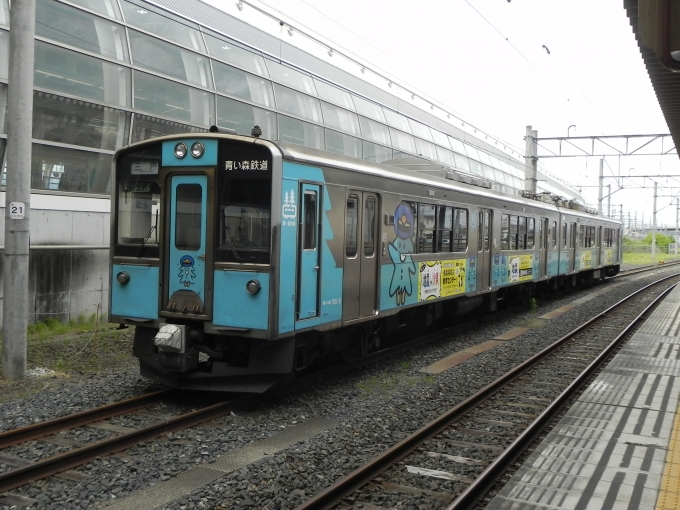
[135,210,158,257]
[224,226,242,261]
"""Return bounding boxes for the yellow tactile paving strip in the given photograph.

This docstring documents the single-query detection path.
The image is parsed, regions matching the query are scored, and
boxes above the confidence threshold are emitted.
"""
[656,400,680,509]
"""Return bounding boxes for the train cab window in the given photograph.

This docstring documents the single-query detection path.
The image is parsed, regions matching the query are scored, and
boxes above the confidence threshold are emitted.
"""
[363,198,376,256]
[452,208,468,252]
[438,206,453,252]
[303,191,317,250]
[418,204,436,253]
[527,218,535,249]
[517,216,526,249]
[175,184,202,251]
[115,146,162,257]
[345,195,358,257]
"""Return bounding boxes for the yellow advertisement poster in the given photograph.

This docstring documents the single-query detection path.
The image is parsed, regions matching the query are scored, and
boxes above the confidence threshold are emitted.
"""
[509,254,533,283]
[604,249,613,265]
[418,259,466,301]
[579,250,593,269]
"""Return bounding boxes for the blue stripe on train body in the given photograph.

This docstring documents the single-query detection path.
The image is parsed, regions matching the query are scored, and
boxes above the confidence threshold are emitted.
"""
[278,162,343,334]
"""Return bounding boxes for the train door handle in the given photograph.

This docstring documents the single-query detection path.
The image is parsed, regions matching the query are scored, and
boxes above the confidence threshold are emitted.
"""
[313,265,319,270]
[198,254,206,260]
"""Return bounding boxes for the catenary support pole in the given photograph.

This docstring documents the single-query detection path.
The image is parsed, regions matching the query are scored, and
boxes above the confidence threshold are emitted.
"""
[2,0,35,380]
[524,126,538,195]
[597,158,603,216]
[652,181,658,259]
[607,185,611,218]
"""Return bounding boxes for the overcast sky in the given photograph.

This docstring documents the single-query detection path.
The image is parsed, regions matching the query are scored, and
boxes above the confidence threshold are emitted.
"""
[254,0,680,230]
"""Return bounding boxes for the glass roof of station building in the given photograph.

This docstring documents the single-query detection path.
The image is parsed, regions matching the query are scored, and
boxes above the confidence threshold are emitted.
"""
[0,0,582,201]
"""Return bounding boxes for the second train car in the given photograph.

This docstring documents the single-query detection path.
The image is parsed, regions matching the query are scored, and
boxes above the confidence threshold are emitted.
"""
[110,131,622,392]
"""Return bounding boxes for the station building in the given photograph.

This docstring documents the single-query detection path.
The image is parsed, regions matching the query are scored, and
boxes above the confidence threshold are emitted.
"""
[0,0,583,323]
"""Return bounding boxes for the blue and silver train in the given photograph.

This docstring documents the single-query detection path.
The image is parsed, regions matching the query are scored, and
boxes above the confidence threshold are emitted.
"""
[110,131,622,392]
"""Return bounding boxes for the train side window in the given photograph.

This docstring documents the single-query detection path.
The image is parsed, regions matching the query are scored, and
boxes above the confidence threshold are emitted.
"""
[552,221,557,249]
[509,215,519,250]
[578,225,585,248]
[437,206,453,252]
[477,210,483,252]
[418,203,436,253]
[363,197,376,256]
[484,210,490,251]
[527,218,535,249]
[562,222,567,248]
[518,216,527,250]
[303,191,317,250]
[501,214,510,250]
[345,195,358,257]
[452,208,468,251]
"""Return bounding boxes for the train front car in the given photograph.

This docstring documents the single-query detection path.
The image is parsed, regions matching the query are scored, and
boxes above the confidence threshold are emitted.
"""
[110,135,286,392]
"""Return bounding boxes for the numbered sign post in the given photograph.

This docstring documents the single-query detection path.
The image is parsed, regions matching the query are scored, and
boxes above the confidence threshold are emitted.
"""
[9,202,25,220]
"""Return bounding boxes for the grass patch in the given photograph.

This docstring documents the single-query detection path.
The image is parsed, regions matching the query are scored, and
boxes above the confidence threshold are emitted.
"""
[0,317,137,403]
[622,252,680,266]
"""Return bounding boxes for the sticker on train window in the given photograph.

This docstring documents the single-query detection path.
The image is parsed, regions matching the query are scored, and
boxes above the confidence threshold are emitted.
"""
[131,161,158,175]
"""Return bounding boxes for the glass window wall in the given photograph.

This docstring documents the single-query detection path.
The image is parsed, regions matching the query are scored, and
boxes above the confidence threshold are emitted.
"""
[468,159,484,177]
[128,30,212,88]
[132,113,204,143]
[0,29,6,80]
[216,96,277,139]
[0,0,9,26]
[477,150,492,165]
[414,138,437,160]
[481,164,496,181]
[326,129,361,159]
[203,32,268,76]
[430,129,449,148]
[465,144,481,161]
[358,116,390,146]
[409,119,433,142]
[453,152,471,173]
[121,0,205,52]
[448,136,466,154]
[435,146,455,167]
[383,109,411,132]
[34,41,131,107]
[33,91,130,151]
[273,84,322,123]
[31,143,111,193]
[321,102,360,136]
[389,129,416,154]
[133,71,214,126]
[213,60,274,108]
[363,141,392,163]
[279,115,324,150]
[313,79,354,110]
[266,60,316,95]
[352,95,386,123]
[65,0,122,20]
[36,0,129,62]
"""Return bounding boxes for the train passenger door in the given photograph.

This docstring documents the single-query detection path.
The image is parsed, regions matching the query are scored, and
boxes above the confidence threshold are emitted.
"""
[569,222,577,272]
[477,208,492,290]
[540,217,548,278]
[165,174,209,315]
[343,191,379,320]
[297,184,321,320]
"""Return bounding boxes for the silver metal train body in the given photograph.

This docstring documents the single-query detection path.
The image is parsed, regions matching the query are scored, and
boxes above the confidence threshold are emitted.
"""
[109,133,622,392]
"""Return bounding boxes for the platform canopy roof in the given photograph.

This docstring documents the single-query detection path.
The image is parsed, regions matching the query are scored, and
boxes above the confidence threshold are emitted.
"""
[625,0,680,154]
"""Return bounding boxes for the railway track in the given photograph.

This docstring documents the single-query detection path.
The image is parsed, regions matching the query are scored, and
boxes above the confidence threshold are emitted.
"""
[295,272,680,510]
[0,261,672,501]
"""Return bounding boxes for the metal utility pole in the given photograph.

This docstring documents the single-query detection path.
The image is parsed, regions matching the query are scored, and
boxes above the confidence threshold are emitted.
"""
[597,158,603,216]
[620,205,623,223]
[607,185,611,218]
[652,181,658,259]
[524,126,538,194]
[2,0,35,380]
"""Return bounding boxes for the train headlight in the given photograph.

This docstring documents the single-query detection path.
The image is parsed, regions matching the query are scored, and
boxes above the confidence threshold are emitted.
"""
[116,271,130,285]
[190,142,204,159]
[174,142,188,159]
[246,279,261,294]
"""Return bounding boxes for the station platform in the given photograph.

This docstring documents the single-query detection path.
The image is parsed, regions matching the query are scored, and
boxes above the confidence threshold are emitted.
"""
[486,284,680,510]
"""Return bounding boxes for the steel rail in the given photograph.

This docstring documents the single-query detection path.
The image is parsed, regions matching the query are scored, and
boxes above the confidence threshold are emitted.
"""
[0,390,173,449]
[446,280,677,509]
[0,395,253,494]
[295,273,680,510]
